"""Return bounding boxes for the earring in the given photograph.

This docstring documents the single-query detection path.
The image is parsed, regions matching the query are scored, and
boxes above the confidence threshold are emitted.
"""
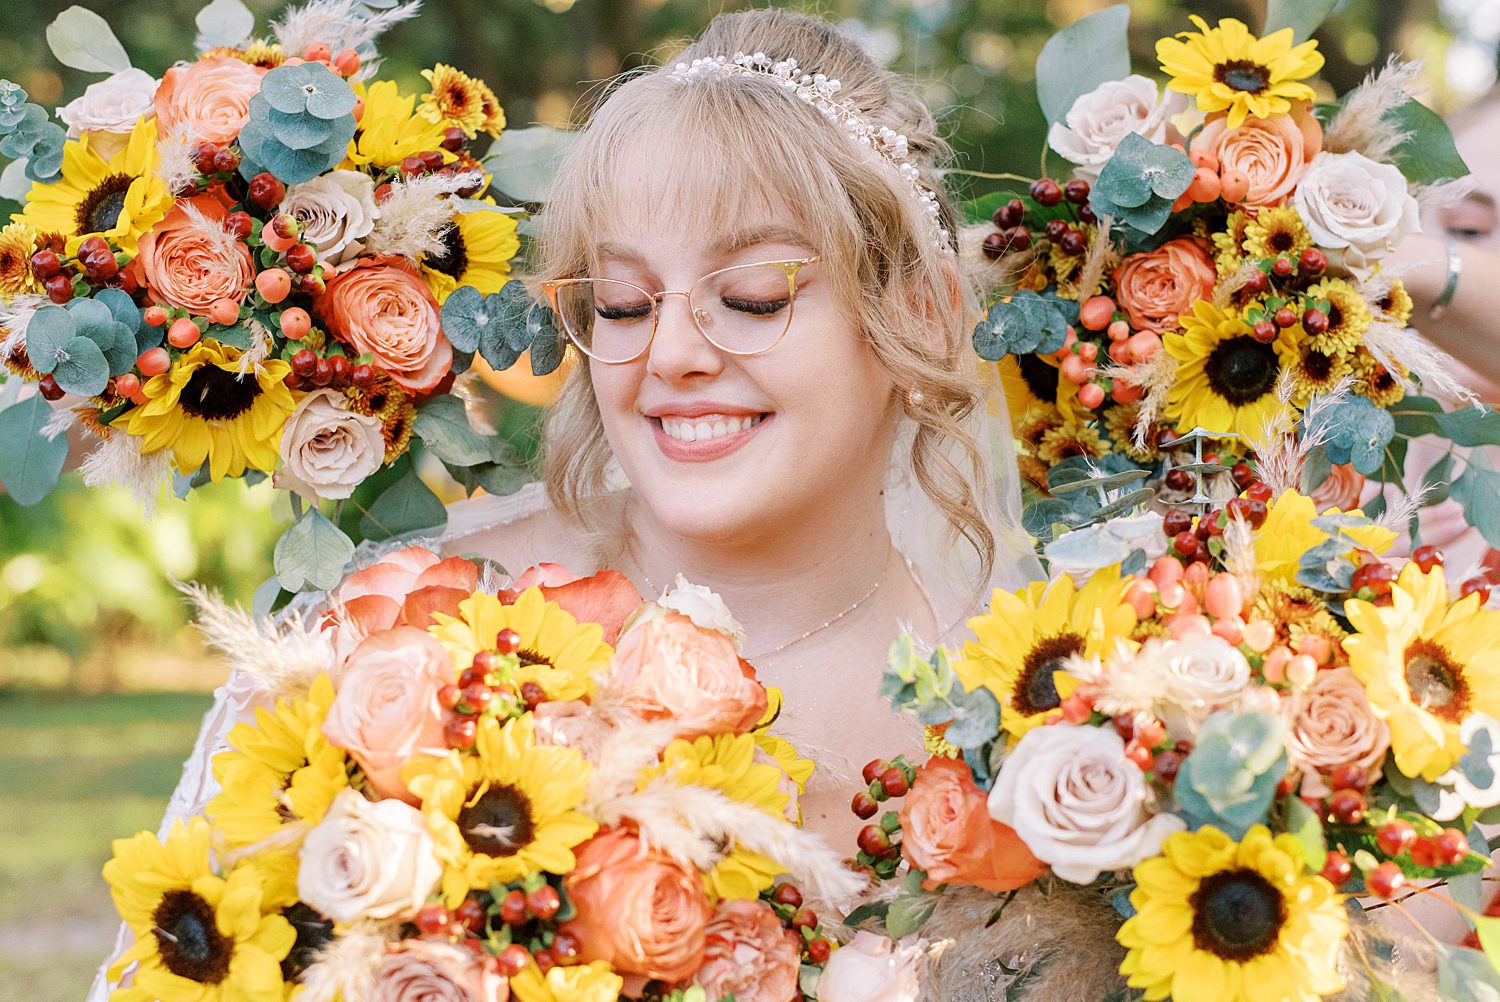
[905,388,926,410]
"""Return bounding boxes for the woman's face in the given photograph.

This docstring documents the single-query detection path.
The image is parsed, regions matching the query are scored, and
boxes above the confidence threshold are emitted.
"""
[1434,101,1500,250]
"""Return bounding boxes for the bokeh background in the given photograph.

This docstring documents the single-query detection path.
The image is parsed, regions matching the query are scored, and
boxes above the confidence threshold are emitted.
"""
[1,0,1497,998]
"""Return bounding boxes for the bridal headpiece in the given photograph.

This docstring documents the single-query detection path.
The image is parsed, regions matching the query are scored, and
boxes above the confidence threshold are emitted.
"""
[668,51,952,251]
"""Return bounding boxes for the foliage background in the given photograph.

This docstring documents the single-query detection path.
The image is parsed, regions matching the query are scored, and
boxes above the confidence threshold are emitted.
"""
[0,1,1494,999]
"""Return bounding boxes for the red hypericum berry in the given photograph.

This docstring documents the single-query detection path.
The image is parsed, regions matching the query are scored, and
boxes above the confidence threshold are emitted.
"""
[400,154,426,178]
[791,906,818,930]
[992,198,1024,230]
[454,897,487,933]
[472,650,503,677]
[1326,788,1366,825]
[1064,178,1091,205]
[437,683,462,710]
[1077,202,1098,224]
[1004,225,1032,252]
[1243,497,1268,529]
[285,243,316,273]
[328,354,352,386]
[1152,750,1182,784]
[856,825,891,857]
[286,367,306,390]
[225,211,253,240]
[212,146,240,174]
[879,766,909,798]
[351,363,375,389]
[1044,218,1069,243]
[414,903,450,936]
[420,149,447,172]
[1245,481,1274,503]
[1351,561,1398,597]
[499,889,527,925]
[526,885,561,921]
[1411,836,1441,868]
[1029,177,1062,206]
[980,231,1009,260]
[1368,861,1406,898]
[37,373,64,400]
[1124,739,1154,771]
[88,254,119,281]
[1274,306,1298,328]
[247,172,286,210]
[1299,247,1327,275]
[520,681,546,709]
[1163,469,1192,494]
[1462,578,1492,604]
[1230,461,1256,491]
[807,938,832,963]
[851,791,879,819]
[311,357,333,387]
[444,714,477,750]
[1412,545,1445,573]
[440,126,467,153]
[1113,714,1136,741]
[1328,764,1371,793]
[771,883,803,908]
[1250,319,1277,343]
[458,666,481,689]
[1377,819,1417,857]
[497,944,529,976]
[1272,257,1295,279]
[296,272,326,297]
[1173,531,1199,557]
[1319,850,1353,887]
[550,929,581,964]
[495,628,521,655]
[192,142,220,174]
[268,214,299,242]
[461,683,492,713]
[104,268,138,294]
[76,236,107,260]
[1437,828,1471,865]
[533,948,556,973]
[1059,228,1089,256]
[290,348,317,377]
[1243,270,1269,295]
[29,249,61,280]
[861,759,888,786]
[1162,509,1193,538]
[44,273,73,303]
[1301,308,1329,336]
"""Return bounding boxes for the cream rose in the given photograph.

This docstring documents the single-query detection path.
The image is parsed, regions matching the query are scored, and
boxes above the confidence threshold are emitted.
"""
[298,788,441,924]
[153,55,265,147]
[276,388,385,501]
[1190,106,1321,211]
[284,170,379,266]
[1048,75,1188,182]
[657,574,748,650]
[372,939,508,1002]
[1293,151,1420,273]
[1282,667,1391,798]
[818,931,924,1002]
[319,258,451,394]
[691,900,801,1002]
[1144,635,1255,740]
[988,723,1185,883]
[56,68,158,159]
[609,612,767,739]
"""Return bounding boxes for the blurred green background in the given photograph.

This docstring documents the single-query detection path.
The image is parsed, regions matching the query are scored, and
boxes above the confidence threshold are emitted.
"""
[0,0,1495,998]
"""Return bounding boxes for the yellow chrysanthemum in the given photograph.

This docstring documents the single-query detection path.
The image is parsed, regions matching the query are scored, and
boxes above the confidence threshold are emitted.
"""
[510,960,623,1002]
[17,117,171,256]
[1118,825,1347,1002]
[1105,403,1166,461]
[1254,490,1395,585]
[342,80,452,171]
[1305,279,1370,355]
[1243,206,1312,262]
[208,675,347,905]
[421,206,520,304]
[123,340,294,481]
[1163,299,1301,439]
[923,722,962,759]
[1344,565,1500,779]
[1287,341,1352,409]
[1213,210,1252,277]
[1350,348,1406,408]
[344,372,417,464]
[428,588,612,702]
[420,64,491,139]
[1374,278,1413,326]
[1157,16,1324,129]
[104,818,294,1002]
[1252,579,1348,649]
[958,566,1138,741]
[406,715,597,906]
[1036,415,1112,466]
[0,221,41,299]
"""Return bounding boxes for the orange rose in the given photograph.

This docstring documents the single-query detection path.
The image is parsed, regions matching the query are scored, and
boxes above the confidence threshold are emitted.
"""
[327,545,479,645]
[691,900,801,1002]
[1191,105,1322,212]
[136,192,254,314]
[319,257,452,393]
[153,56,265,146]
[899,756,1046,893]
[1113,236,1217,332]
[1309,462,1366,513]
[560,826,712,984]
[609,612,767,739]
[503,564,643,645]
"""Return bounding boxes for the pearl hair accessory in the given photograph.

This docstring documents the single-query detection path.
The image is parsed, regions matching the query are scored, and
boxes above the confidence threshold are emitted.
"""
[669,51,952,252]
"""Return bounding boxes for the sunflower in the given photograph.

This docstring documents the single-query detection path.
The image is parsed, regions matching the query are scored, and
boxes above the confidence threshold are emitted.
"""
[419,64,491,139]
[1036,415,1112,466]
[1242,206,1311,262]
[1287,341,1352,409]
[208,675,347,905]
[510,960,624,1002]
[428,588,612,702]
[406,714,597,906]
[1373,278,1413,326]
[1252,580,1348,650]
[996,353,1059,430]
[123,340,295,481]
[342,80,452,171]
[17,118,172,256]
[421,206,520,304]
[1163,299,1301,439]
[1157,16,1324,129]
[104,818,294,1002]
[1213,210,1252,277]
[202,41,286,68]
[1345,565,1500,779]
[957,566,1138,742]
[1350,348,1406,408]
[0,221,41,299]
[1305,279,1370,355]
[1118,825,1347,1002]
[1254,490,1395,585]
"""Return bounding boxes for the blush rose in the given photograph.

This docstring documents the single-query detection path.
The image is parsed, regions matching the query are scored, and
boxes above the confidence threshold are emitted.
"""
[276,388,385,501]
[372,939,508,1002]
[608,612,767,739]
[318,257,452,394]
[136,192,254,314]
[690,900,801,1002]
[1190,106,1322,211]
[297,788,442,924]
[1281,666,1391,798]
[153,55,265,147]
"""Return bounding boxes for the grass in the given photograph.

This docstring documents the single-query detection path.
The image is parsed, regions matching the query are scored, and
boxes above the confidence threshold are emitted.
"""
[0,688,211,1001]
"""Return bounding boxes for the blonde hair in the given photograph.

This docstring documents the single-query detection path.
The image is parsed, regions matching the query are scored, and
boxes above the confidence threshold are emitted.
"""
[536,8,1002,580]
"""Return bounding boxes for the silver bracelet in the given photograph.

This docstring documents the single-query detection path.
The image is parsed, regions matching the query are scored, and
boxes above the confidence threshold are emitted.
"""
[1429,238,1463,320]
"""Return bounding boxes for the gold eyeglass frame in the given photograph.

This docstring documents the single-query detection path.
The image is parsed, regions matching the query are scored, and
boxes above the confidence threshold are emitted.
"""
[539,256,820,364]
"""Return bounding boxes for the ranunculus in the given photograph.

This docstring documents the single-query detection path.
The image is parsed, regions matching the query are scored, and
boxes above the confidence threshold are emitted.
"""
[276,388,385,501]
[1048,75,1188,182]
[319,257,451,393]
[328,545,479,645]
[503,564,643,645]
[1190,106,1322,211]
[1309,462,1366,513]
[56,67,158,159]
[561,826,713,983]
[988,723,1185,883]
[901,756,1046,893]
[1147,635,1256,740]
[298,788,442,924]
[608,612,767,739]
[1113,236,1216,332]
[372,939,508,1002]
[657,574,748,651]
[691,900,800,1002]
[1282,666,1391,798]
[1293,150,1420,273]
[136,192,254,314]
[153,55,265,147]
[322,627,452,803]
[818,931,924,1002]
[284,170,379,266]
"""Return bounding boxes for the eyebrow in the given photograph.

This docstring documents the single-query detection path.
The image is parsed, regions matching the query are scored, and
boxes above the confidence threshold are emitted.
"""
[594,224,815,265]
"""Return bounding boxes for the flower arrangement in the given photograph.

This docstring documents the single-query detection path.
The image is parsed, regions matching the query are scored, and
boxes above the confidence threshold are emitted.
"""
[967,5,1500,558]
[103,546,861,1002]
[0,1,566,597]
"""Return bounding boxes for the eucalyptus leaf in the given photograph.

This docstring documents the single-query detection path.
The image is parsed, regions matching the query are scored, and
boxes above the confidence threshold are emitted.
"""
[1384,99,1470,186]
[65,296,117,340]
[483,126,580,204]
[1435,406,1500,447]
[1453,459,1500,549]
[1034,5,1130,124]
[24,304,75,372]
[944,687,1001,749]
[359,467,447,541]
[265,108,335,151]
[0,157,31,202]
[0,394,68,505]
[51,337,109,396]
[46,6,132,74]
[1435,940,1500,1001]
[413,396,493,467]
[93,287,142,338]
[24,126,66,182]
[195,0,255,52]
[273,508,354,592]
[1391,395,1445,438]
[439,285,492,354]
[1263,0,1338,43]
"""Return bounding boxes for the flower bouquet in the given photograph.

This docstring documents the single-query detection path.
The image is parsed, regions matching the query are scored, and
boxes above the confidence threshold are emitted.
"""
[0,0,566,598]
[966,3,1500,559]
[102,546,861,1002]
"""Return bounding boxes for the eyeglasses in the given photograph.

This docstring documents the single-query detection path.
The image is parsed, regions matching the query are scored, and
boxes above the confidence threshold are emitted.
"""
[539,256,819,364]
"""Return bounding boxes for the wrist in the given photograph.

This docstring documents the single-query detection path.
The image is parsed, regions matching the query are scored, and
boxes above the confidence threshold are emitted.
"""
[1387,232,1450,310]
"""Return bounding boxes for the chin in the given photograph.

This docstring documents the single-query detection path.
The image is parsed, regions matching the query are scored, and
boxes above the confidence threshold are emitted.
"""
[636,476,785,544]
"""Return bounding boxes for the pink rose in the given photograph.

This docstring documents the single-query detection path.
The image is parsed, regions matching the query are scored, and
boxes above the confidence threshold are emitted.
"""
[328,545,479,644]
[1191,106,1322,211]
[318,257,451,394]
[818,931,924,1002]
[609,613,767,739]
[322,627,453,803]
[372,939,508,1002]
[136,191,254,314]
[502,564,643,645]
[1113,236,1217,332]
[153,56,265,146]
[900,756,1046,893]
[691,900,800,1002]
[1281,667,1391,798]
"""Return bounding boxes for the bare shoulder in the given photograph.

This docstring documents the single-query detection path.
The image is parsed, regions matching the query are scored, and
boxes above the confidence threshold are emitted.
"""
[438,489,621,580]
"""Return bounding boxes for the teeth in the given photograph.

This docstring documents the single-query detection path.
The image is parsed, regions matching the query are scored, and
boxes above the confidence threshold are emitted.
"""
[660,414,763,442]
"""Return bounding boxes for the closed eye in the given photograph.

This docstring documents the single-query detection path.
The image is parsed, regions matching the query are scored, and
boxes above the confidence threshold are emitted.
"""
[721,295,790,316]
[596,303,653,321]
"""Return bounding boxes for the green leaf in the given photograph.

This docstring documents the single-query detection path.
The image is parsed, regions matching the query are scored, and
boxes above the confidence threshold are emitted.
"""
[1435,406,1500,447]
[1384,99,1470,186]
[51,336,109,396]
[413,395,492,467]
[194,0,255,51]
[1034,5,1131,125]
[25,304,74,372]
[1285,796,1327,871]
[1390,395,1445,438]
[1420,453,1457,506]
[359,466,447,542]
[886,871,940,939]
[439,285,493,354]
[0,394,68,505]
[274,508,354,592]
[483,126,580,203]
[46,6,131,73]
[1453,460,1500,549]
[1436,940,1500,1001]
[1263,0,1338,42]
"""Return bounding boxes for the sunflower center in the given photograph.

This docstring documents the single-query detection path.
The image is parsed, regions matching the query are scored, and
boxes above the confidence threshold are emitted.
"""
[1190,868,1286,962]
[1403,639,1470,722]
[1214,60,1272,94]
[426,224,469,280]
[1014,632,1083,716]
[1018,352,1060,404]
[1205,335,1279,406]
[458,783,536,857]
[76,174,134,235]
[152,889,233,984]
[279,902,335,984]
[179,363,264,421]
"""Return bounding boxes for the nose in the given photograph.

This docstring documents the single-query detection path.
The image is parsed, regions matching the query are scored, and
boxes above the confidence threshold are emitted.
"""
[645,291,724,383]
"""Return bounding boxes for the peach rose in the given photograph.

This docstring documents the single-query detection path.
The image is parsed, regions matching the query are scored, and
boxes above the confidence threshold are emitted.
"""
[691,900,800,1002]
[561,826,712,983]
[136,192,254,314]
[1309,463,1366,513]
[319,257,451,393]
[322,627,453,803]
[1281,667,1391,798]
[609,612,767,739]
[901,756,1046,893]
[153,55,265,147]
[1113,236,1217,332]
[328,545,479,646]
[372,939,508,1002]
[1191,105,1322,212]
[502,564,643,645]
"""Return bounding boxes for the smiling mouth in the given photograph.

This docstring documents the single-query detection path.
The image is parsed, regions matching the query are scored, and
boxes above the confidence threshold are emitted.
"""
[655,413,767,443]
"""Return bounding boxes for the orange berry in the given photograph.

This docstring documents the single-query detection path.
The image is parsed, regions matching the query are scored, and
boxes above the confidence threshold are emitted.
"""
[1220,170,1251,203]
[1077,382,1105,408]
[352,97,365,122]
[168,317,201,348]
[208,298,240,326]
[256,268,292,304]
[1189,147,1219,171]
[143,305,168,327]
[334,49,361,76]
[1079,295,1116,331]
[136,346,171,377]
[1187,166,1222,203]
[280,307,312,340]
[1111,379,1144,404]
[304,42,332,62]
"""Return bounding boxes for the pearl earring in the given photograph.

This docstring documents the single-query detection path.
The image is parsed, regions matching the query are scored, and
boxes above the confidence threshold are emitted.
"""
[905,388,925,409]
